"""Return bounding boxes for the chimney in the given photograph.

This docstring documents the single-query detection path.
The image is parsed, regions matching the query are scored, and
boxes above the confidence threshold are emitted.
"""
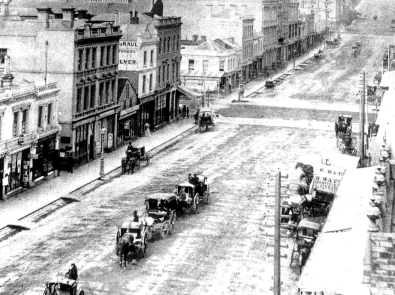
[0,2,9,17]
[76,9,88,20]
[62,7,75,28]
[130,11,139,24]
[1,55,14,90]
[37,7,52,29]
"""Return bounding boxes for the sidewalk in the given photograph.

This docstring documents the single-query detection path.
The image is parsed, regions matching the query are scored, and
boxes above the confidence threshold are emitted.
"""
[0,118,194,230]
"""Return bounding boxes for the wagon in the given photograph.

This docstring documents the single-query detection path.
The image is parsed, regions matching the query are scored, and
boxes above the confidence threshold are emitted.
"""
[175,182,200,214]
[116,220,148,259]
[125,145,150,171]
[144,193,178,240]
[42,276,85,295]
[187,174,210,204]
[198,107,215,132]
[289,219,321,272]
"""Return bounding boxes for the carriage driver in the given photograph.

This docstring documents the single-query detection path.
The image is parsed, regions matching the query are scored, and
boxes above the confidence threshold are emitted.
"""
[65,263,78,281]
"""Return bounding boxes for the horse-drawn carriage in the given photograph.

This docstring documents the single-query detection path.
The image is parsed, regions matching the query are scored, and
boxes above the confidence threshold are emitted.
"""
[122,145,150,174]
[42,276,85,295]
[187,174,210,204]
[313,50,324,60]
[175,182,200,214]
[289,219,321,272]
[335,115,356,156]
[198,107,215,132]
[144,193,178,240]
[116,220,148,267]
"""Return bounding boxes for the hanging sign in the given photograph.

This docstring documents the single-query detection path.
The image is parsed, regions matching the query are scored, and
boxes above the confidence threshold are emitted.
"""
[313,164,346,194]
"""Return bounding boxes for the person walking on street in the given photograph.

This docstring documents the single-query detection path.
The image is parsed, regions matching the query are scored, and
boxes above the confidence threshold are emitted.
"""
[182,105,186,119]
[67,155,74,173]
[186,107,189,118]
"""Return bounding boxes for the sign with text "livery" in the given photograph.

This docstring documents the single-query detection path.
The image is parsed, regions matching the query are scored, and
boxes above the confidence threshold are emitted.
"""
[313,164,346,194]
[119,41,139,71]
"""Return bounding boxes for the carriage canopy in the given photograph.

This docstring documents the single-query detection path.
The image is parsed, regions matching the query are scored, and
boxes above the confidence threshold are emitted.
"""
[297,219,321,231]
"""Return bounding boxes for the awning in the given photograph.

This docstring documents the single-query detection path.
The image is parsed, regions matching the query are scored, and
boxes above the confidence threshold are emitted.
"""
[177,85,203,99]
[297,151,360,170]
[379,71,395,90]
[298,167,375,294]
[180,69,224,79]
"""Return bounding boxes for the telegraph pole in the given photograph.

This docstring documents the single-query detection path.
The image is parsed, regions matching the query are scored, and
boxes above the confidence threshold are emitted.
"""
[273,169,281,295]
[359,71,366,167]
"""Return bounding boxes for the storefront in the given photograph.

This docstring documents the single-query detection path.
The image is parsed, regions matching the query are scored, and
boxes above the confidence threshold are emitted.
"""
[118,105,139,145]
[154,94,168,127]
[100,114,116,152]
[140,98,155,134]
[5,147,30,194]
[75,123,89,166]
[32,134,56,180]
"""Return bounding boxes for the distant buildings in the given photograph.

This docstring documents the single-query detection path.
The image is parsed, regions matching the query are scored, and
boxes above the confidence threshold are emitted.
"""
[0,57,60,199]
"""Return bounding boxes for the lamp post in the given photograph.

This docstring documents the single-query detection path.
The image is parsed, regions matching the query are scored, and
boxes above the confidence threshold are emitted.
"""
[100,127,106,177]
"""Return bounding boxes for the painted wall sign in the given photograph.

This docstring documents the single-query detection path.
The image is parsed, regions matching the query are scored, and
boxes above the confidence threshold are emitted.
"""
[119,40,139,71]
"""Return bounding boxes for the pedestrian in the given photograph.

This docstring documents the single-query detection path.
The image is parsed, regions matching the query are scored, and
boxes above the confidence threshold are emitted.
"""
[178,106,181,116]
[66,263,78,281]
[132,210,139,223]
[186,106,189,118]
[54,152,60,176]
[67,155,74,173]
[182,105,186,118]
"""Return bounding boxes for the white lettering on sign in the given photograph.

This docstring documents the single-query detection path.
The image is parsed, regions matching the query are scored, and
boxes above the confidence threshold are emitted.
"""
[314,164,346,194]
[119,40,139,71]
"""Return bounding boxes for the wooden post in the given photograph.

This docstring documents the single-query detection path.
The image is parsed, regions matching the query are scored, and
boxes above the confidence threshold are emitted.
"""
[359,71,366,167]
[274,169,281,295]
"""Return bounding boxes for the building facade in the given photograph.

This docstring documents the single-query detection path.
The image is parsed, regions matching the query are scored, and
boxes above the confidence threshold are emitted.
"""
[0,63,60,200]
[0,8,122,167]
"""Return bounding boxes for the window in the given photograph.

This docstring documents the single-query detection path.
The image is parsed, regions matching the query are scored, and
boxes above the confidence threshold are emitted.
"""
[92,47,97,69]
[149,73,153,91]
[99,83,104,105]
[90,85,96,108]
[84,86,89,111]
[176,62,179,81]
[123,100,127,110]
[0,48,7,69]
[173,35,176,51]
[78,49,83,71]
[188,59,194,71]
[111,80,115,101]
[85,48,90,70]
[219,60,225,71]
[158,66,161,86]
[107,45,111,65]
[112,45,117,65]
[163,38,166,53]
[126,84,130,99]
[172,63,175,82]
[76,88,82,113]
[159,38,162,54]
[13,112,18,136]
[150,50,154,65]
[22,109,27,133]
[142,75,146,93]
[166,65,169,82]
[100,46,105,66]
[47,103,52,125]
[144,51,147,66]
[105,81,110,103]
[162,65,165,82]
[177,35,180,50]
[38,106,43,128]
[167,36,171,52]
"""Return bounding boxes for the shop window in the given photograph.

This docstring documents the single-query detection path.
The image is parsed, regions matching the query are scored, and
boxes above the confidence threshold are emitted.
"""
[13,112,18,137]
[149,73,153,91]
[76,88,82,113]
[38,106,43,128]
[142,75,146,93]
[22,109,28,133]
[47,103,52,125]
[90,85,96,108]
[78,49,83,71]
[92,47,97,69]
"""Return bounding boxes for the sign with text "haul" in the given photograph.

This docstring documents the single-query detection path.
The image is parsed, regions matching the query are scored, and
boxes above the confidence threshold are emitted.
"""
[119,40,139,71]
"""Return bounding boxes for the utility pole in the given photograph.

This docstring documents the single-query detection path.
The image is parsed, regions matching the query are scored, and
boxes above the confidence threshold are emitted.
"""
[359,71,366,167]
[273,169,281,295]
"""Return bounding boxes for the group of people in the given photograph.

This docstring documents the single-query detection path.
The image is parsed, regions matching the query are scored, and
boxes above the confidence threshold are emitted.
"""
[179,105,190,119]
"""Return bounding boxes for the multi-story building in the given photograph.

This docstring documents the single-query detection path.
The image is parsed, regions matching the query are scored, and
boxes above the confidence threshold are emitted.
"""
[0,8,122,167]
[0,59,60,199]
[180,40,239,95]
[262,0,281,70]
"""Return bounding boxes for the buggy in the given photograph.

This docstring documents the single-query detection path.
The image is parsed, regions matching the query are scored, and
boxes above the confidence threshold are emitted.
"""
[175,182,200,214]
[198,107,215,132]
[265,80,275,89]
[289,219,321,272]
[116,220,148,261]
[125,145,150,172]
[335,115,356,155]
[143,193,178,239]
[42,276,84,295]
[187,174,210,204]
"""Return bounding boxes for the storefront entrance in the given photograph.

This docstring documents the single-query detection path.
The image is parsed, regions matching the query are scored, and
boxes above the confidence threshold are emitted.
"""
[6,148,30,194]
[33,135,56,180]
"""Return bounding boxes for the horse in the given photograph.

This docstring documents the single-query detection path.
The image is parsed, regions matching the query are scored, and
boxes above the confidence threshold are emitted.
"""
[121,157,128,175]
[117,234,134,268]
